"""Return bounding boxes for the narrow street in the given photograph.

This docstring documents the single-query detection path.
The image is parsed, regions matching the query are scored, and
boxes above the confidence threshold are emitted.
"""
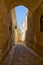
[3,43,43,65]
[0,0,43,65]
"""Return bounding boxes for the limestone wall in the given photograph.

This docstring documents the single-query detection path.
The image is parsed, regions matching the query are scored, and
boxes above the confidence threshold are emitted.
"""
[33,2,43,46]
[25,2,43,57]
[25,11,34,46]
[10,8,18,43]
[32,2,43,57]
[0,0,12,63]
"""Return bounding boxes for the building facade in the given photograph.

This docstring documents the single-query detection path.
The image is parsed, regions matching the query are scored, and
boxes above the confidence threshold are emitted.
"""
[10,8,19,43]
[21,12,28,42]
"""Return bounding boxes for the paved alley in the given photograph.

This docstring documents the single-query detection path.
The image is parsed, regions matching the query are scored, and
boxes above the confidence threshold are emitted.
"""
[3,43,43,65]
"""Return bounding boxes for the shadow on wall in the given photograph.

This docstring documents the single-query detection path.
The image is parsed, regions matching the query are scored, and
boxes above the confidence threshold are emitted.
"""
[25,29,43,58]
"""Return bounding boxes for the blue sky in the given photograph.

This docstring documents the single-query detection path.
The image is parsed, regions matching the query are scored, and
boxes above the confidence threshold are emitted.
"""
[15,5,28,29]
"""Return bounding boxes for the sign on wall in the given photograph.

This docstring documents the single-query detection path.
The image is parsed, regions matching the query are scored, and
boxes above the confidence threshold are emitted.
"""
[40,15,43,31]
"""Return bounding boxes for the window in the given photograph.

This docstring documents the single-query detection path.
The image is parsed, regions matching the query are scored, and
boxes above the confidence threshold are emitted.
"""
[40,15,43,31]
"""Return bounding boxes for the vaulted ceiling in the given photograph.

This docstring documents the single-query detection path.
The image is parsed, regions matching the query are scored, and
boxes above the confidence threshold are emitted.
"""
[4,0,42,12]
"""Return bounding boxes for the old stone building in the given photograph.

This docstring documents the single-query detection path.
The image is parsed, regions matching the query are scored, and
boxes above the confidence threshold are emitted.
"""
[0,0,43,64]
[10,8,18,43]
[21,12,27,42]
[17,28,22,42]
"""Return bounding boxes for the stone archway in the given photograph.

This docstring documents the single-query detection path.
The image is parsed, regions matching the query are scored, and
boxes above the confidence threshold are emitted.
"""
[4,0,42,12]
[0,0,43,64]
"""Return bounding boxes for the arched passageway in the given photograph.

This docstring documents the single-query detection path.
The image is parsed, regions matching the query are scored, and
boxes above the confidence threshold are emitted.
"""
[10,5,28,44]
[0,0,43,64]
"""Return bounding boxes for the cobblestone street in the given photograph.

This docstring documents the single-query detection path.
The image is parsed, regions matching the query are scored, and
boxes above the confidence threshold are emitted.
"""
[3,43,43,65]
